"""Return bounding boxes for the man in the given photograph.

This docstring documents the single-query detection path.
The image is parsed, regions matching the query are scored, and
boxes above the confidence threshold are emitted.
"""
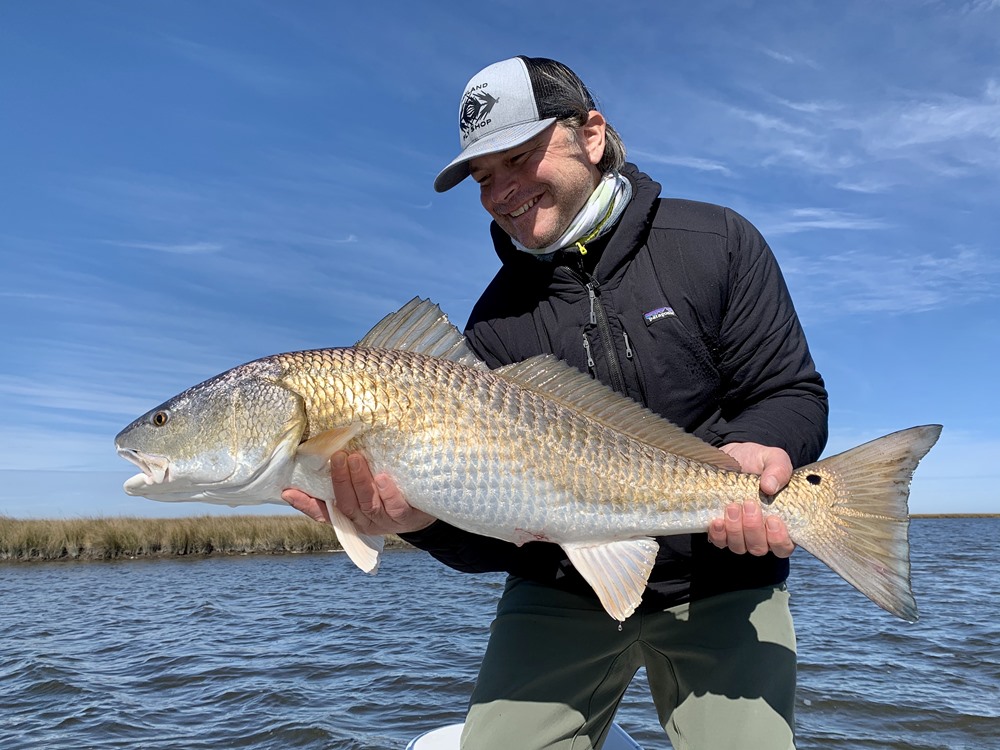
[285,56,827,749]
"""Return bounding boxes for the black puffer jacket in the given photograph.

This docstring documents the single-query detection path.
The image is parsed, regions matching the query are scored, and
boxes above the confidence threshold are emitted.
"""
[401,164,828,609]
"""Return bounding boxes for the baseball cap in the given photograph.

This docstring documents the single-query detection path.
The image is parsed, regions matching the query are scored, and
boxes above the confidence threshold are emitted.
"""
[433,56,595,193]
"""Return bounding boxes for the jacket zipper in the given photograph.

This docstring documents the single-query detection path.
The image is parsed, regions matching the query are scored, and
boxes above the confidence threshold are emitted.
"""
[581,274,627,394]
[582,333,595,369]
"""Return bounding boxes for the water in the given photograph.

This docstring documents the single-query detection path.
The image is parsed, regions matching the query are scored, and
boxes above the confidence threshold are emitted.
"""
[1,518,997,749]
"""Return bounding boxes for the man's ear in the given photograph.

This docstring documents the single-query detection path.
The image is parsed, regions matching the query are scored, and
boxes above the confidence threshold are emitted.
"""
[580,110,607,167]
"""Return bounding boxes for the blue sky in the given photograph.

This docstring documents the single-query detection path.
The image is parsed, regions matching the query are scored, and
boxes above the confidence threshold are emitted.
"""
[1,1,998,518]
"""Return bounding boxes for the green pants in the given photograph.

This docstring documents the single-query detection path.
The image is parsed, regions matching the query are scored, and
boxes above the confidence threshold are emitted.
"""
[461,578,797,750]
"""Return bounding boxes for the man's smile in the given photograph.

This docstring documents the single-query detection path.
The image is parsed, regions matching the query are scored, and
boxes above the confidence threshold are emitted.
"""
[509,195,540,218]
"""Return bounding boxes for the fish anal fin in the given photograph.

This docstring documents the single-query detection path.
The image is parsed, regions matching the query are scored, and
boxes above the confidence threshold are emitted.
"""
[497,356,740,472]
[324,498,384,574]
[562,538,659,622]
[296,424,367,471]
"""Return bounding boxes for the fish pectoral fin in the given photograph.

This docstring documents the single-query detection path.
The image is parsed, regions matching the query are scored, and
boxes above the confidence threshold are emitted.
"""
[324,498,384,574]
[296,424,367,471]
[561,538,659,622]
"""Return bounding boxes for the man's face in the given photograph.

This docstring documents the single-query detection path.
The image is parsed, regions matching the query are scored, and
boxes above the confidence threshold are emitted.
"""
[469,115,606,249]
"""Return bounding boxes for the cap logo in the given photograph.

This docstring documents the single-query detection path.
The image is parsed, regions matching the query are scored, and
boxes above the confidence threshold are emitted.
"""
[460,84,499,141]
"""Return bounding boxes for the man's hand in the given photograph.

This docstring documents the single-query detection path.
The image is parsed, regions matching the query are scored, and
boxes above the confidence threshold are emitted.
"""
[282,452,436,535]
[708,442,796,558]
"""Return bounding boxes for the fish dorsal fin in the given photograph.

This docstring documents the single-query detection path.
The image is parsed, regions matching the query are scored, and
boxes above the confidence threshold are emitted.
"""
[496,355,740,472]
[356,297,487,369]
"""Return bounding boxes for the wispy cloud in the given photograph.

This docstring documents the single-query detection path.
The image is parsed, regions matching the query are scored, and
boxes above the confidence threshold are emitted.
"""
[723,79,1000,179]
[728,107,814,138]
[103,241,225,254]
[831,176,898,194]
[0,374,159,421]
[784,244,1000,316]
[860,81,1000,175]
[759,47,820,69]
[764,208,892,236]
[629,150,733,176]
[771,97,841,116]
[0,291,63,300]
[961,0,1000,14]
[161,36,305,95]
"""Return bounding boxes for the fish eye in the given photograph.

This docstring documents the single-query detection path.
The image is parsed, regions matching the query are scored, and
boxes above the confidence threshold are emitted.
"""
[151,410,170,427]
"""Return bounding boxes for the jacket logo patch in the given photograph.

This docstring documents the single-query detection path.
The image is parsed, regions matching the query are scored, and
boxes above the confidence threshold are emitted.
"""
[643,306,676,325]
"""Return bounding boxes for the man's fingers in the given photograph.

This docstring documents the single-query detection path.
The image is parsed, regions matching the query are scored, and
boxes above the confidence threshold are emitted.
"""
[287,452,434,535]
[281,488,330,524]
[720,442,793,496]
[330,451,359,513]
[723,503,747,554]
[765,516,796,558]
[711,443,797,557]
[348,453,379,514]
[759,460,792,497]
[710,502,794,558]
[708,517,727,547]
[374,473,407,521]
[740,501,770,556]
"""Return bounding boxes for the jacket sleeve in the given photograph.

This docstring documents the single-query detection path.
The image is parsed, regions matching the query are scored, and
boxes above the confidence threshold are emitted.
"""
[399,520,570,578]
[703,209,829,468]
[397,521,519,573]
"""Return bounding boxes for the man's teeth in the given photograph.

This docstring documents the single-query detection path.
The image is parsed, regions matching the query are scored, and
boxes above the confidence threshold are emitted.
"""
[510,197,539,218]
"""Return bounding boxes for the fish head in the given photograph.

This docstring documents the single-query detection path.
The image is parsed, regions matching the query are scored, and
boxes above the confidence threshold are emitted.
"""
[115,360,307,505]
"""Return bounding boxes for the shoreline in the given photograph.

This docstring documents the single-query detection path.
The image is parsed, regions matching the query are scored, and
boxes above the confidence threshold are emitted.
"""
[0,514,410,563]
[1,513,993,563]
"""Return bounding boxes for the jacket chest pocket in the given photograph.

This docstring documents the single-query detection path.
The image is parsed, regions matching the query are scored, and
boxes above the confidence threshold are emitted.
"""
[580,313,646,405]
[622,307,723,428]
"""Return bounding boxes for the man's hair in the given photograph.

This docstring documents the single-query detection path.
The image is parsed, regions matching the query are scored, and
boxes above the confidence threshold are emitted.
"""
[529,58,627,174]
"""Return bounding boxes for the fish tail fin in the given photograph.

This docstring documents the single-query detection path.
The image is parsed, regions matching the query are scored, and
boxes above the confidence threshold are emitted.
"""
[788,424,941,621]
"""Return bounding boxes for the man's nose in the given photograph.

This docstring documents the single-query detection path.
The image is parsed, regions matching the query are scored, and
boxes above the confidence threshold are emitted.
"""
[489,170,517,205]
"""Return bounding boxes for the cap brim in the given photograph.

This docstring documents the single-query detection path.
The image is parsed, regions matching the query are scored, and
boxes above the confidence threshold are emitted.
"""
[433,117,557,193]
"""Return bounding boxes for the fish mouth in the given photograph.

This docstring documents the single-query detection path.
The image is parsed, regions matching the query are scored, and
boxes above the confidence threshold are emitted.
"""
[117,448,172,495]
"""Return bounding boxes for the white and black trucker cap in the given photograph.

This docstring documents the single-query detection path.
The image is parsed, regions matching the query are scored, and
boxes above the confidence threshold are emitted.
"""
[433,56,595,193]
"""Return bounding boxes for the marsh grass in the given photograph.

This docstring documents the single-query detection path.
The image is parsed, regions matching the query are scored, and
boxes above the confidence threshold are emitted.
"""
[0,515,408,561]
[3,513,985,563]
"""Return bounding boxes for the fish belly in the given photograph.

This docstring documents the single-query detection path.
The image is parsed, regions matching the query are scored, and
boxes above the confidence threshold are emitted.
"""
[357,429,736,546]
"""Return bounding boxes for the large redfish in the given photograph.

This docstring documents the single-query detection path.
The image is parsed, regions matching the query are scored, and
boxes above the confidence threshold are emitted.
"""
[115,298,940,621]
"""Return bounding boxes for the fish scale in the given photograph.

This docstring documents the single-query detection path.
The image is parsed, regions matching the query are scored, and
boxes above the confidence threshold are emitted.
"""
[284,347,728,541]
[116,297,941,622]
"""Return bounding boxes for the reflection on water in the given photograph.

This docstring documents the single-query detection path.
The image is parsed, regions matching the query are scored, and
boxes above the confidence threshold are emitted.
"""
[0,519,996,749]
